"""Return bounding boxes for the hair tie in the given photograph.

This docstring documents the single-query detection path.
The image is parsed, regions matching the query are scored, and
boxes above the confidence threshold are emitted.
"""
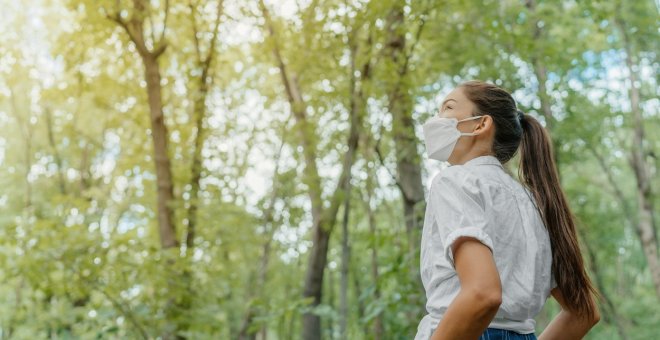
[516,109,524,122]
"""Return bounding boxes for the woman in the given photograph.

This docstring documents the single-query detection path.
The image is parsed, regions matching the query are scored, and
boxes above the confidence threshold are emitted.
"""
[415,80,601,340]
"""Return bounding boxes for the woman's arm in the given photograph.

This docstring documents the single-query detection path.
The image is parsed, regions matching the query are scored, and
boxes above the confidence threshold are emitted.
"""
[538,288,600,340]
[430,237,502,340]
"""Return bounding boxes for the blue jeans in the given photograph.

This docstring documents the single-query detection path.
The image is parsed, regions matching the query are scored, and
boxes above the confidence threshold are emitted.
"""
[479,327,537,340]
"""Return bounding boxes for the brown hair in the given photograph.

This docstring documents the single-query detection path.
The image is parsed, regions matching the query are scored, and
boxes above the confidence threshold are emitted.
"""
[459,80,600,320]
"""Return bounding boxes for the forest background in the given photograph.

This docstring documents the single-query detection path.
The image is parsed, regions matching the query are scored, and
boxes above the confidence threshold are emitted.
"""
[0,0,658,339]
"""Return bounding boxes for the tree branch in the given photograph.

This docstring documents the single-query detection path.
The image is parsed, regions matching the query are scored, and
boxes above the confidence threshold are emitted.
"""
[160,0,170,43]
[188,1,203,63]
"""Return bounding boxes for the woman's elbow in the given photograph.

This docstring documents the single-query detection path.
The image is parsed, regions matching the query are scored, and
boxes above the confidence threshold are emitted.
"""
[590,308,601,326]
[465,287,502,312]
[566,306,600,329]
[483,291,503,311]
[585,299,601,327]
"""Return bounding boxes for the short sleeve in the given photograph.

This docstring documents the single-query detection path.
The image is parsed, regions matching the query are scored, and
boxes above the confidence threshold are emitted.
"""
[429,168,494,269]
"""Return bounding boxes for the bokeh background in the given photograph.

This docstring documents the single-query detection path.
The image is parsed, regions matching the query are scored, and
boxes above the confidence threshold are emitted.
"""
[0,0,658,339]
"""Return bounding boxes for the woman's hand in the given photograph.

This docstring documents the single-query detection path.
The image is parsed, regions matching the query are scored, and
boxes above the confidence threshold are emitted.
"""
[430,237,502,340]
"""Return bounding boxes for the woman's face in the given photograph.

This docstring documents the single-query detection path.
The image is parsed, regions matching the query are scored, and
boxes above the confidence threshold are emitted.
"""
[437,87,495,165]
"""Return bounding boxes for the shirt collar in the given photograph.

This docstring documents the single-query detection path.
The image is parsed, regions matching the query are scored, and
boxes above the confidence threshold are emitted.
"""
[462,155,503,168]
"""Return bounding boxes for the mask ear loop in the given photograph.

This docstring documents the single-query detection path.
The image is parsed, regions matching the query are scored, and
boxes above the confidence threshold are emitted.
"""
[458,115,486,136]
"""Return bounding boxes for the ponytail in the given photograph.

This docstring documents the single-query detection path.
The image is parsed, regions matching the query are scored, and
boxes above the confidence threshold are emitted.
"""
[518,113,600,320]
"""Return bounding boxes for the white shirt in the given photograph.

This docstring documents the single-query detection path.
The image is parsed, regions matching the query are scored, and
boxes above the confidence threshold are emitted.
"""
[414,155,556,340]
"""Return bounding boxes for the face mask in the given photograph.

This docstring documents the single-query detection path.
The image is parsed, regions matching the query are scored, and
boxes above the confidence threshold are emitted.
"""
[422,115,484,161]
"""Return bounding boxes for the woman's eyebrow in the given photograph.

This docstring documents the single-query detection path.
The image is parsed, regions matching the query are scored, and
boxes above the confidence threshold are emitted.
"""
[441,98,457,109]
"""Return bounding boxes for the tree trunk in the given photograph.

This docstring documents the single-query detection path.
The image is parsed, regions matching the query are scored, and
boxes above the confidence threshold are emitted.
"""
[185,67,208,249]
[617,17,660,297]
[109,0,178,250]
[44,107,67,195]
[108,2,181,338]
[340,189,351,339]
[350,262,366,334]
[186,0,224,250]
[383,4,427,328]
[365,190,383,340]
[338,28,372,339]
[142,54,179,249]
[384,5,425,261]
[259,2,365,339]
[525,0,562,172]
[239,130,286,340]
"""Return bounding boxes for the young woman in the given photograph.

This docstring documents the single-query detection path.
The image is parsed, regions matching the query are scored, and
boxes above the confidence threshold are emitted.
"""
[414,80,601,340]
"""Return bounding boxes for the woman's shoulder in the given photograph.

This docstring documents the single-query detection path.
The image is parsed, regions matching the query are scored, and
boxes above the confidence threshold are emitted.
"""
[431,164,480,184]
[430,164,481,193]
[432,162,519,198]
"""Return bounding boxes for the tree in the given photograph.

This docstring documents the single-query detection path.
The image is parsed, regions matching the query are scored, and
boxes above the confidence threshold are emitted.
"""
[106,0,179,250]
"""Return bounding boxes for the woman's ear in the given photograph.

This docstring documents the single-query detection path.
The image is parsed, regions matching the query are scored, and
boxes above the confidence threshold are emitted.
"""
[475,115,492,134]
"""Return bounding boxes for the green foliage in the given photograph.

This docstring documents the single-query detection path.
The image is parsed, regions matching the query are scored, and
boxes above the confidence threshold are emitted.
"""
[0,0,657,339]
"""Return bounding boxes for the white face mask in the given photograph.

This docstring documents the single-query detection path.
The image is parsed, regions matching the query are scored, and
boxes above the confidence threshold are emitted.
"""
[422,115,484,161]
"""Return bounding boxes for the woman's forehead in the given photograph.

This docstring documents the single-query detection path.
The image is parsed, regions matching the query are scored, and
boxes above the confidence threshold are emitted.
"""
[443,87,466,102]
[439,88,466,108]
